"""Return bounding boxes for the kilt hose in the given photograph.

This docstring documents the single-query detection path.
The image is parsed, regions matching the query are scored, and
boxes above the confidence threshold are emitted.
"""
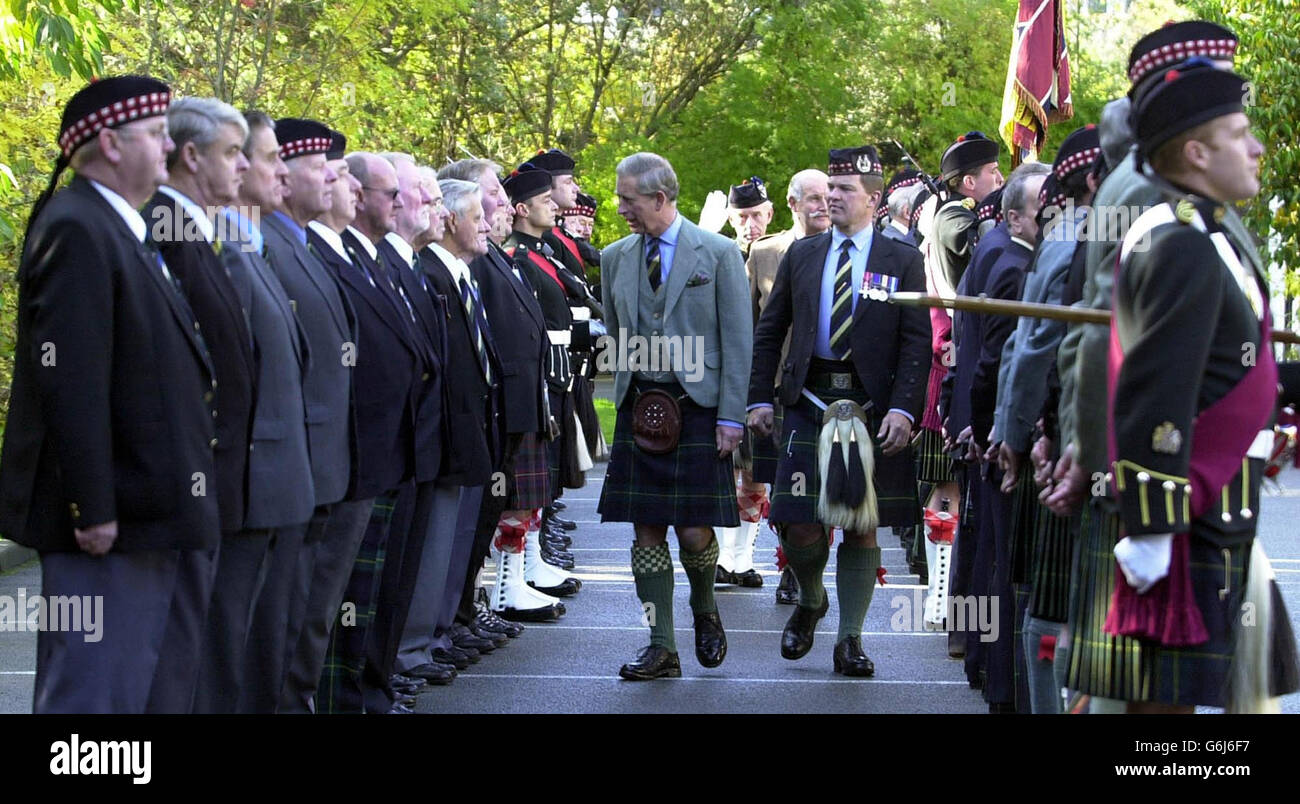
[597,379,739,527]
[318,490,400,714]
[1066,499,1300,707]
[509,431,551,510]
[768,369,919,530]
[914,426,957,484]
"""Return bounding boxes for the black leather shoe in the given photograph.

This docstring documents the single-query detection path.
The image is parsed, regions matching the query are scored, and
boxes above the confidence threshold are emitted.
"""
[543,533,573,551]
[832,635,875,677]
[550,500,567,512]
[388,701,416,714]
[474,606,522,638]
[618,645,682,680]
[405,663,456,685]
[775,567,799,605]
[498,600,565,622]
[693,611,727,668]
[543,524,573,546]
[450,623,498,653]
[432,646,473,670]
[714,565,738,585]
[734,569,764,588]
[780,590,829,660]
[390,674,429,694]
[550,514,578,531]
[529,577,582,597]
[541,545,575,570]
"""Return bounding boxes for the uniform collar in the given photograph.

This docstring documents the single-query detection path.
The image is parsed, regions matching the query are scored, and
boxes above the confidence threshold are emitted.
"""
[307,221,350,263]
[159,184,215,242]
[383,231,416,267]
[345,225,379,261]
[87,178,146,243]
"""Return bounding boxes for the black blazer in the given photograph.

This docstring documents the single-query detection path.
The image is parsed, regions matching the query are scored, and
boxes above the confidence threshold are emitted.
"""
[376,237,445,484]
[422,247,501,484]
[749,229,931,420]
[945,224,1010,439]
[469,243,548,435]
[144,191,256,533]
[0,178,220,552]
[322,228,419,498]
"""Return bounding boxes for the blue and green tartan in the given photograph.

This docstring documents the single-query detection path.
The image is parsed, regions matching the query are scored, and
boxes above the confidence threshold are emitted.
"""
[318,492,398,714]
[913,426,956,484]
[598,380,738,526]
[509,431,551,510]
[768,374,918,529]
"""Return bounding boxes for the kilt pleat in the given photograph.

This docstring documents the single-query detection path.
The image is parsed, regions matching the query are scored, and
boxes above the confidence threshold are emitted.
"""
[1009,461,1038,585]
[914,426,956,483]
[1027,500,1074,623]
[748,404,782,485]
[597,380,738,526]
[509,432,551,510]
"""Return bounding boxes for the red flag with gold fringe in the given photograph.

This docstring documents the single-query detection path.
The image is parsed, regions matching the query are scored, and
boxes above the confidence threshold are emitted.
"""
[999,0,1073,165]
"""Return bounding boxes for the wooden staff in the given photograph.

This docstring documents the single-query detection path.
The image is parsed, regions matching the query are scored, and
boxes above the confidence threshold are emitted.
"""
[888,292,1300,346]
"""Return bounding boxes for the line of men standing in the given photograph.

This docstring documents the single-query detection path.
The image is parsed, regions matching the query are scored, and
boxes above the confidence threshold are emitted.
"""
[0,77,605,713]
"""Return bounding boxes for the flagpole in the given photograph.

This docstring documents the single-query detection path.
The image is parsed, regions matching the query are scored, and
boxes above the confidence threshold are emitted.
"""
[887,291,1300,346]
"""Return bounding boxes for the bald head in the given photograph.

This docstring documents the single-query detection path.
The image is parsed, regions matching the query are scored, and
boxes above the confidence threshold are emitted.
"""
[347,151,402,241]
[787,168,830,237]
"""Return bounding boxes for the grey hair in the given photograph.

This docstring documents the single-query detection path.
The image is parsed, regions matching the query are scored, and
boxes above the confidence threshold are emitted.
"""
[786,169,828,203]
[166,96,248,169]
[438,158,502,184]
[380,151,417,169]
[346,152,375,185]
[615,152,679,201]
[439,178,482,220]
[887,183,923,219]
[1001,161,1051,217]
[241,110,275,155]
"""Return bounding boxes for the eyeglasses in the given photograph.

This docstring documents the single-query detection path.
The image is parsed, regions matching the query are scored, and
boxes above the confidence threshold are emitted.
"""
[363,186,400,201]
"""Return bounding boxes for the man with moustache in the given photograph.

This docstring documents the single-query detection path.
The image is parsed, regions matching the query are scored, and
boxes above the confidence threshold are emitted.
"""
[748,145,930,677]
[0,76,220,713]
[744,168,830,604]
[142,97,257,713]
[438,159,558,623]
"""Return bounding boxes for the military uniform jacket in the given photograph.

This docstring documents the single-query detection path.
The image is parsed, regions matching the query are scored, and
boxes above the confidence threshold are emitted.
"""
[749,229,930,421]
[469,243,549,436]
[422,246,501,485]
[264,213,354,507]
[927,192,980,292]
[0,177,220,552]
[144,190,256,533]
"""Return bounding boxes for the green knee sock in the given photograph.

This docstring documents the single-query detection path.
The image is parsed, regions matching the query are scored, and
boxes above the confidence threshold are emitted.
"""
[781,534,830,608]
[678,535,720,615]
[631,543,675,651]
[836,544,881,641]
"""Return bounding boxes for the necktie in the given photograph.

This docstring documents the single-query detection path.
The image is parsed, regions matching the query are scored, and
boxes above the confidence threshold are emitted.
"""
[646,236,662,291]
[459,275,493,386]
[828,238,854,360]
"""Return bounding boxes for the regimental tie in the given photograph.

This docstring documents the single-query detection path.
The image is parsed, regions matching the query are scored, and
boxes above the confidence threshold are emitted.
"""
[828,238,854,360]
[646,236,662,291]
[459,275,493,386]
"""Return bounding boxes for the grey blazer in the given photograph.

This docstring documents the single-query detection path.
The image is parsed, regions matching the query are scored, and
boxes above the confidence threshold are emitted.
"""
[219,229,317,529]
[600,215,752,424]
[262,213,354,507]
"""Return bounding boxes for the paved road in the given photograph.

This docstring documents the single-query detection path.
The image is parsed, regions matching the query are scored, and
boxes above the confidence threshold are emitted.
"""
[3,465,1299,714]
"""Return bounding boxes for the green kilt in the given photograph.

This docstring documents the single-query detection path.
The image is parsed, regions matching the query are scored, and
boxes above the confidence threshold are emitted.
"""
[914,426,956,483]
[1009,461,1038,585]
[1027,499,1074,624]
[1064,501,1299,707]
[746,404,781,485]
[597,379,739,526]
[768,372,919,530]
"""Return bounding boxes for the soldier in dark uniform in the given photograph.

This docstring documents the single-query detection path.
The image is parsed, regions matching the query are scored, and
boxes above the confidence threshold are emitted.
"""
[0,76,222,713]
[879,169,924,247]
[1089,61,1298,712]
[503,165,591,597]
[749,145,930,676]
[927,131,1004,292]
[561,192,602,269]
[726,177,775,260]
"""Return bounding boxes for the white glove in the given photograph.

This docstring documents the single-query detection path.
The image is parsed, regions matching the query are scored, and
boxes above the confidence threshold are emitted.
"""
[697,190,728,234]
[1113,533,1173,594]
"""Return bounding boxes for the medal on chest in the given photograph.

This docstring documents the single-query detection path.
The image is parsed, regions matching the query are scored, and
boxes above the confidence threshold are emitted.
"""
[860,271,899,302]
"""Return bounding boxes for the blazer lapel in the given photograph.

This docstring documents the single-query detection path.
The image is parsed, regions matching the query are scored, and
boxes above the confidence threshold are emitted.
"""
[800,232,831,333]
[662,220,695,320]
[268,214,350,337]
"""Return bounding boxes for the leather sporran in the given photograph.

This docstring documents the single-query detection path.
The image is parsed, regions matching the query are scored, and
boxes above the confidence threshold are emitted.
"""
[632,389,682,455]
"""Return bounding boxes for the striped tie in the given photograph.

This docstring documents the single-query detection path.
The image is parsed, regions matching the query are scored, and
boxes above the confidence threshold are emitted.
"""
[646,236,662,291]
[459,275,493,386]
[828,239,854,359]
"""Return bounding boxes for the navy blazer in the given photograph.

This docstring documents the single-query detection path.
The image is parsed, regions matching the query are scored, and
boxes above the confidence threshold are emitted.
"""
[469,243,548,436]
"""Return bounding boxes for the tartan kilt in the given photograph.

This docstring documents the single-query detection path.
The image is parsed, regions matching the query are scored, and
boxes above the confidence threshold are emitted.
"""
[747,404,782,485]
[914,426,956,483]
[1063,502,1299,707]
[1009,461,1039,585]
[597,380,738,526]
[768,386,919,530]
[1027,499,1074,623]
[508,431,551,510]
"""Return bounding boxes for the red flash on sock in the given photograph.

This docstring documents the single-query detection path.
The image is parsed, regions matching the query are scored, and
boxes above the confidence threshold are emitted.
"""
[494,515,528,553]
[876,566,887,586]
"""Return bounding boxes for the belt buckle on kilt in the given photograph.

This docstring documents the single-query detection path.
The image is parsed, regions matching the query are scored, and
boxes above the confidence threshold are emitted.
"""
[829,372,852,391]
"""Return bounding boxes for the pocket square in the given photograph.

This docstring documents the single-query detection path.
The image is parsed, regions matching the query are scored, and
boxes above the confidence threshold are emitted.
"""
[685,271,712,287]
